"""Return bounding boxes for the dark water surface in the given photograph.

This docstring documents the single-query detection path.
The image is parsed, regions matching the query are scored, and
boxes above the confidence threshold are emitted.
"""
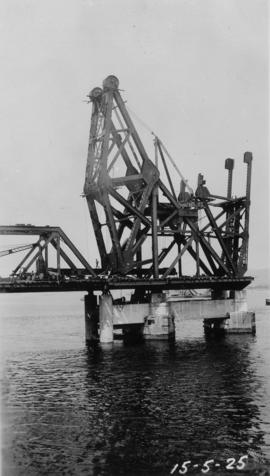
[1,289,270,476]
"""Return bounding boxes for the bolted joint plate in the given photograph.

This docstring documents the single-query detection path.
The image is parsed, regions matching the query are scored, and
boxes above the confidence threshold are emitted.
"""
[141,158,160,184]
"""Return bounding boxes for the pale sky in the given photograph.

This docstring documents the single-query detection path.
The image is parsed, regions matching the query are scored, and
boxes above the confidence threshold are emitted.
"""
[0,0,269,274]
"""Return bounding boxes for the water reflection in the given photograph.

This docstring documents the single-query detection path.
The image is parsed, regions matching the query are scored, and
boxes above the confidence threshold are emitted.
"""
[81,337,268,475]
[2,331,270,475]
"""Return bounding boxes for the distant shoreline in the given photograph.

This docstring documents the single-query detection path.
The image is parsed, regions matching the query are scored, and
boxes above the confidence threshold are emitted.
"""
[249,285,270,290]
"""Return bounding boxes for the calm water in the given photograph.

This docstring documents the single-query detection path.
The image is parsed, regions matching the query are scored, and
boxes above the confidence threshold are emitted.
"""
[1,289,270,476]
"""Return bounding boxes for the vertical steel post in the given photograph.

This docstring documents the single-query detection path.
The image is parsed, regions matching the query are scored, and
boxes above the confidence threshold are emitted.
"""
[225,158,234,199]
[224,158,235,270]
[151,137,159,278]
[244,152,252,202]
[196,236,200,276]
[238,152,252,274]
[56,235,60,274]
[154,137,159,200]
[152,185,159,278]
[44,242,48,274]
[177,241,182,277]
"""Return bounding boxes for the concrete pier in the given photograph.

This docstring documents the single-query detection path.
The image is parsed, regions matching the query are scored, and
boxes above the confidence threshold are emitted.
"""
[225,311,256,334]
[143,293,175,340]
[203,291,256,335]
[85,288,255,344]
[84,293,98,344]
[99,292,114,343]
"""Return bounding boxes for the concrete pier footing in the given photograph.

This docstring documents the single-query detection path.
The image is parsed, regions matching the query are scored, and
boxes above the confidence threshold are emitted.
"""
[143,293,175,340]
[84,289,255,344]
[203,291,256,335]
[84,293,98,344]
[204,311,256,335]
[225,311,256,334]
[99,292,114,343]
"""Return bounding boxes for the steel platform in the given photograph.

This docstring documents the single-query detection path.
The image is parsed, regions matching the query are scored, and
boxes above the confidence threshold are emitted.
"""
[0,275,253,293]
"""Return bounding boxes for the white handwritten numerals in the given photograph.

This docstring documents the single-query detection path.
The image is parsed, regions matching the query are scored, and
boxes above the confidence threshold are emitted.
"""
[170,461,191,474]
[179,461,191,474]
[201,460,214,473]
[170,455,248,474]
[225,455,248,471]
[235,455,248,470]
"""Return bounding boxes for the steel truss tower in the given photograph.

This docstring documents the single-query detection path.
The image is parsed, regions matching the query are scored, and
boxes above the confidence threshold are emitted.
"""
[83,75,252,281]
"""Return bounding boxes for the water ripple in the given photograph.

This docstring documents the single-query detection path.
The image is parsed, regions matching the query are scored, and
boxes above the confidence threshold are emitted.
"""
[1,290,270,475]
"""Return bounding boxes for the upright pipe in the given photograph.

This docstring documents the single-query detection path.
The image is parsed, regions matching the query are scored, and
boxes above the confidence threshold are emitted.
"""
[151,185,159,278]
[223,159,235,270]
[239,152,253,274]
[244,152,252,202]
[225,158,234,199]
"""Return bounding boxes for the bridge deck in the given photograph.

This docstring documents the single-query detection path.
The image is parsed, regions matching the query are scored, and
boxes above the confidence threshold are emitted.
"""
[0,276,253,293]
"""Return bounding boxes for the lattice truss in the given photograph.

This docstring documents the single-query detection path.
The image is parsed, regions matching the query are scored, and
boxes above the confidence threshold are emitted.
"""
[0,226,95,277]
[83,75,252,279]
